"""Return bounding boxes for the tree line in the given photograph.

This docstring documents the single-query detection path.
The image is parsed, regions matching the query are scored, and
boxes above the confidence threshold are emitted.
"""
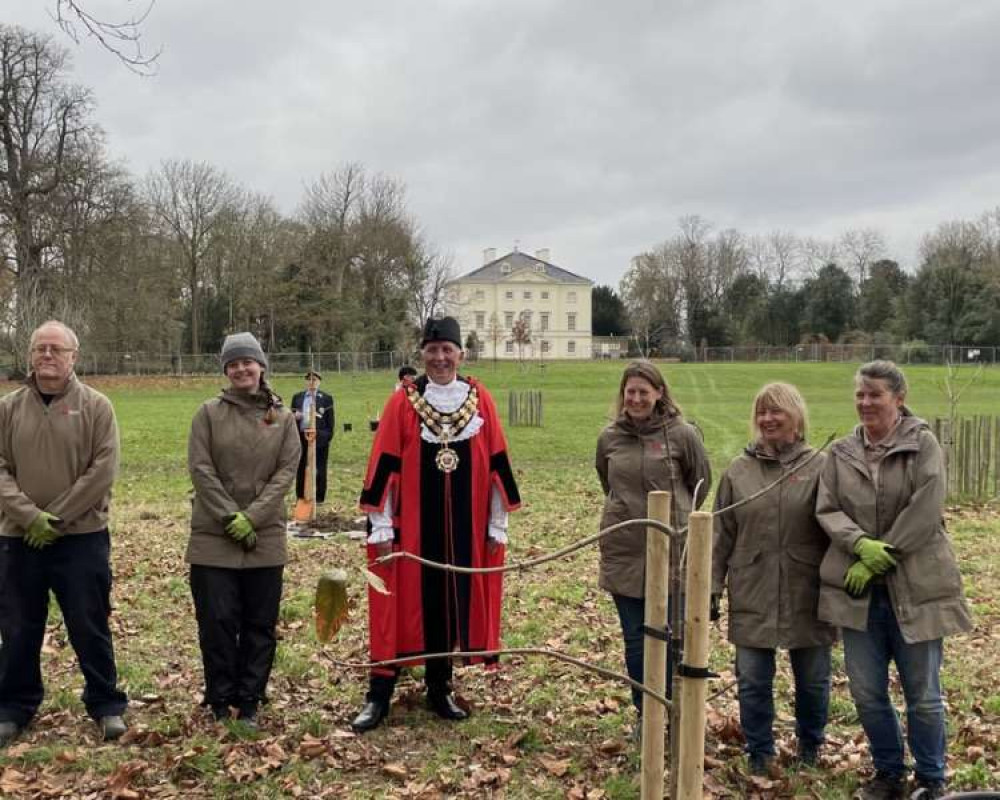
[597,214,1000,356]
[0,24,449,373]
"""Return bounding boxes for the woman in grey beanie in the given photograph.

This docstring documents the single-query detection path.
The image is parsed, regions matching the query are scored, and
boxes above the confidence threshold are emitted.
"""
[185,333,300,726]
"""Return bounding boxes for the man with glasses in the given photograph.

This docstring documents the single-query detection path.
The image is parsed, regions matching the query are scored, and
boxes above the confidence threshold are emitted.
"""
[0,320,128,745]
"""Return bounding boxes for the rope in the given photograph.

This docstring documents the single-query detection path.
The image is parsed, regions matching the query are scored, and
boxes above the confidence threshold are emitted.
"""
[320,646,672,710]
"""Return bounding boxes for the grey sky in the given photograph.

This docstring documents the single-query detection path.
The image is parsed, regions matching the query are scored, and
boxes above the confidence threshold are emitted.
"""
[7,1,1000,285]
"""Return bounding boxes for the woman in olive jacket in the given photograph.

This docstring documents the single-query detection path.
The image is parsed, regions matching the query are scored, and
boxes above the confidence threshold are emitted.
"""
[595,361,711,716]
[186,333,300,725]
[816,361,971,799]
[712,382,834,774]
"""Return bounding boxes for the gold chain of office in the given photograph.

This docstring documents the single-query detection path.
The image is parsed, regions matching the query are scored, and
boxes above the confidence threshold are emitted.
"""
[407,385,480,473]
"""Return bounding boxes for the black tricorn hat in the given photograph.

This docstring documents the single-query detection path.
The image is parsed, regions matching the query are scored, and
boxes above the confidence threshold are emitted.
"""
[304,370,322,380]
[420,316,462,349]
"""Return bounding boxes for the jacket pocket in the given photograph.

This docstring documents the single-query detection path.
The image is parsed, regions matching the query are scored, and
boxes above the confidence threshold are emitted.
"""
[899,538,962,605]
[727,548,767,613]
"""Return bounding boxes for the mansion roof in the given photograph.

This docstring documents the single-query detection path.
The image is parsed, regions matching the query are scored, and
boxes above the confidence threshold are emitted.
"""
[453,251,593,285]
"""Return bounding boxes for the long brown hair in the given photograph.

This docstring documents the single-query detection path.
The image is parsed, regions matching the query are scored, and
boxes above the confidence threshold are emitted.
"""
[614,360,683,419]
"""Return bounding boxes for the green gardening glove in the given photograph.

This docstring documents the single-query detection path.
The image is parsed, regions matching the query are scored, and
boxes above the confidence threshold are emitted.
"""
[225,512,256,551]
[844,561,875,597]
[25,512,62,548]
[854,537,898,575]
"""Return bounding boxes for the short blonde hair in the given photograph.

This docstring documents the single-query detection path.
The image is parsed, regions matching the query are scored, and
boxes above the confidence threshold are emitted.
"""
[750,382,808,442]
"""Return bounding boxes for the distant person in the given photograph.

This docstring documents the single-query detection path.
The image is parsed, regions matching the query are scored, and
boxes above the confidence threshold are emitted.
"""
[713,383,833,775]
[291,371,334,505]
[0,321,128,745]
[395,364,418,391]
[816,361,972,800]
[352,317,520,732]
[186,333,300,726]
[595,361,710,725]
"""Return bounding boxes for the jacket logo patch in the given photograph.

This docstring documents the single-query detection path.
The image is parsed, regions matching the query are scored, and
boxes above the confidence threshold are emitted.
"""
[62,408,81,416]
[646,441,666,453]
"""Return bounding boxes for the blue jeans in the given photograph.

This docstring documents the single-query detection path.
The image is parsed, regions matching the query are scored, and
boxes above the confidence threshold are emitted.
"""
[612,593,680,712]
[842,586,946,783]
[735,644,831,758]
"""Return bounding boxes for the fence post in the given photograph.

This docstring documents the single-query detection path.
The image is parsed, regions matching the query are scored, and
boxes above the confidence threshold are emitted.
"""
[640,491,671,800]
[677,510,713,800]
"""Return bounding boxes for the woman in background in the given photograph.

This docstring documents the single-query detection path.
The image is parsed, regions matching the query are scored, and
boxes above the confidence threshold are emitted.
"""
[713,382,833,775]
[186,332,300,726]
[595,361,711,724]
[816,360,972,800]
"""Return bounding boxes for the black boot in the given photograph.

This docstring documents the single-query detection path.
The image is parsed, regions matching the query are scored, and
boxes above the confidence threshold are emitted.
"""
[427,691,469,721]
[351,699,390,732]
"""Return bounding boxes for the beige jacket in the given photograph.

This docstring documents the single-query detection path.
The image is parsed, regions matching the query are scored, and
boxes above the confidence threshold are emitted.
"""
[186,390,300,568]
[596,412,711,598]
[713,441,836,649]
[0,374,118,536]
[816,413,972,642]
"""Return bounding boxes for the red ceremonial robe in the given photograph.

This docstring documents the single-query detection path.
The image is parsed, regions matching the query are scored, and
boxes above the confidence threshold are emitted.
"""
[359,376,520,676]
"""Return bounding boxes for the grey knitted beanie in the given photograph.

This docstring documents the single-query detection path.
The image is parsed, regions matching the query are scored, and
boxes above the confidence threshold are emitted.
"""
[220,332,268,371]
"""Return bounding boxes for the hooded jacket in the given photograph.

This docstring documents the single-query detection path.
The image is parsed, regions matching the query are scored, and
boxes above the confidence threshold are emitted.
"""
[815,412,972,642]
[186,389,300,568]
[596,411,711,598]
[713,440,836,649]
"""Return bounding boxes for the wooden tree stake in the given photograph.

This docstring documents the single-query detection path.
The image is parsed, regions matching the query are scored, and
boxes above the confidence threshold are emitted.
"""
[640,491,671,800]
[677,511,713,799]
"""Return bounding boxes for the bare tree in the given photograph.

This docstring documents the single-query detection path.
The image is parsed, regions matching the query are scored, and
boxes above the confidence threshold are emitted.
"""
[486,312,503,368]
[511,315,531,364]
[403,240,453,326]
[52,0,160,75]
[0,25,96,288]
[144,159,241,354]
[801,236,839,277]
[299,163,364,300]
[748,230,803,289]
[840,227,886,287]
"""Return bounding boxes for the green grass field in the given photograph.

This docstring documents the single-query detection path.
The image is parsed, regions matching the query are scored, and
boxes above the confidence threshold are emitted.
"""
[1,361,998,799]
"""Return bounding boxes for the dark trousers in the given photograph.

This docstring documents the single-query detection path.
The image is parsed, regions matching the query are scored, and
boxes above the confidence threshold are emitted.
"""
[0,532,128,726]
[295,437,330,503]
[190,564,283,714]
[367,658,453,705]
[612,593,682,712]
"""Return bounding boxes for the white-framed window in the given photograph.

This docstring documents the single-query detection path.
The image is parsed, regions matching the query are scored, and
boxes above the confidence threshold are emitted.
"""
[505,290,514,300]
[540,313,550,331]
[568,341,576,354]
[505,312,514,328]
[523,290,532,299]
[568,291,577,303]
[505,340,514,354]
[501,262,512,274]
[541,291,549,300]
[567,313,576,331]
[541,340,550,353]
[474,289,485,301]
[521,310,532,327]
[475,312,485,329]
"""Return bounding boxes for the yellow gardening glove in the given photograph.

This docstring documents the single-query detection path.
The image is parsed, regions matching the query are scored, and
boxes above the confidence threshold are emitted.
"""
[854,537,898,575]
[225,512,257,551]
[844,561,875,597]
[25,512,62,548]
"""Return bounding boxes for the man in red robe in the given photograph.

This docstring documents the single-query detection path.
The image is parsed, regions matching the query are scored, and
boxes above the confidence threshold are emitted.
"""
[352,317,520,732]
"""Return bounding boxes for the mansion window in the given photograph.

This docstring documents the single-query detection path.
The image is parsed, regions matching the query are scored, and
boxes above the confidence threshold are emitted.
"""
[567,313,577,331]
[568,341,576,354]
[505,312,514,328]
[474,289,485,301]
[475,312,485,329]
[541,291,549,300]
[523,290,532,299]
[567,291,577,303]
[541,340,550,353]
[505,340,514,354]
[540,313,549,331]
[505,290,514,300]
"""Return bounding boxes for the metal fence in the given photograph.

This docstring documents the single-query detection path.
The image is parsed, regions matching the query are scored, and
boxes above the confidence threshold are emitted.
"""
[691,344,997,365]
[2,350,414,378]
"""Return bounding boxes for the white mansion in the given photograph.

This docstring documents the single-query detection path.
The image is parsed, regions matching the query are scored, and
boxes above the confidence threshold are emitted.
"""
[445,248,594,360]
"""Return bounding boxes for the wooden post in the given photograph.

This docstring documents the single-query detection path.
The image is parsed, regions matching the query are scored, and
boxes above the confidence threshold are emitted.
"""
[641,491,671,800]
[677,511,713,800]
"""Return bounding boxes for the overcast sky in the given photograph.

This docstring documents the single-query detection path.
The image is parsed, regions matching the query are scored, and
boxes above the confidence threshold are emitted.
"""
[7,1,1000,285]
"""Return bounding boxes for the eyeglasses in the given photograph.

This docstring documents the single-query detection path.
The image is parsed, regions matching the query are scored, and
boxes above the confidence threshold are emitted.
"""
[30,345,77,356]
